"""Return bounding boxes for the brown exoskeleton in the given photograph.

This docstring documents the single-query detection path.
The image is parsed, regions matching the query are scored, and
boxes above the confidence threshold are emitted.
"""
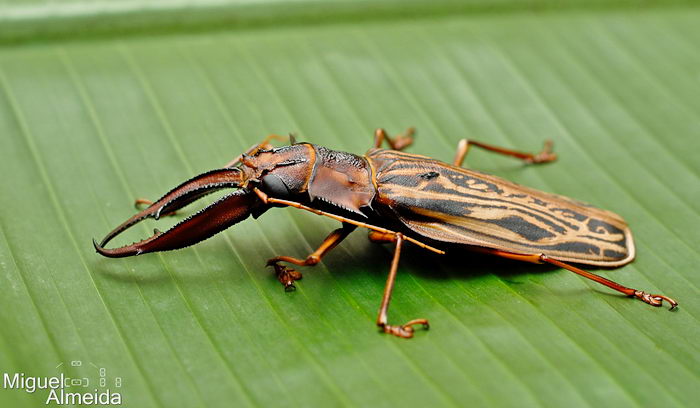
[95,129,677,338]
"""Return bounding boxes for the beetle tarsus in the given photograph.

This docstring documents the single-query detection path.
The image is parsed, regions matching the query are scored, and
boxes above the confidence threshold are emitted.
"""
[379,319,429,339]
[634,290,678,310]
[527,140,557,164]
[374,128,415,151]
[268,261,303,291]
[392,127,415,151]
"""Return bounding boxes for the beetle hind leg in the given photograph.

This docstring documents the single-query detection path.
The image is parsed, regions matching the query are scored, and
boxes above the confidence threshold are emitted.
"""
[475,248,678,310]
[541,256,678,310]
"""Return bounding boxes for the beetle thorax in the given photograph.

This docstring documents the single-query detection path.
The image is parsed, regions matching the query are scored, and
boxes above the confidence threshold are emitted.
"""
[305,145,376,216]
[242,144,316,197]
[244,143,376,217]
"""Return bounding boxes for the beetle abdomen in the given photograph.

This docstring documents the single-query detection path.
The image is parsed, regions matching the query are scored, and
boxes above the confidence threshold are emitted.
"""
[366,149,634,267]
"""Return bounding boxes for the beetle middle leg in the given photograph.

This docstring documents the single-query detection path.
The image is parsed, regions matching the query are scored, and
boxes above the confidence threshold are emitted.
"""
[373,232,430,338]
[452,139,557,167]
[254,187,439,338]
[266,223,357,291]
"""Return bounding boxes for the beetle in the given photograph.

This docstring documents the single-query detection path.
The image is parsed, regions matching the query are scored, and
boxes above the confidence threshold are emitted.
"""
[94,128,677,338]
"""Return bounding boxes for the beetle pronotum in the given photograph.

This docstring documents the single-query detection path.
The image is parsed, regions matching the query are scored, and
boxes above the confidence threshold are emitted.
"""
[94,129,677,338]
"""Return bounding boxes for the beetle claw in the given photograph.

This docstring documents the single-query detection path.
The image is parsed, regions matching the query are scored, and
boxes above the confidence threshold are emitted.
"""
[379,319,429,339]
[634,290,679,310]
[528,140,557,164]
[269,262,303,290]
[392,127,415,151]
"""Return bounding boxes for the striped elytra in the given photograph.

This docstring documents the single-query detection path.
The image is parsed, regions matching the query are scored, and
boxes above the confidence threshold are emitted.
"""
[365,148,634,267]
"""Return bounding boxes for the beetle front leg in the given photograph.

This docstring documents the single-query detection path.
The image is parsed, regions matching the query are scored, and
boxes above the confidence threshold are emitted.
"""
[452,139,556,167]
[373,128,415,150]
[374,232,430,339]
[267,223,357,291]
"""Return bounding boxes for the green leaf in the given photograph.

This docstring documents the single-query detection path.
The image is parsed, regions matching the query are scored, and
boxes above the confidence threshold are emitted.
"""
[1,2,698,407]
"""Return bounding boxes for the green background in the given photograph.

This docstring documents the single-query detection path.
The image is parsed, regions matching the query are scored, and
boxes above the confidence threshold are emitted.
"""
[0,1,698,407]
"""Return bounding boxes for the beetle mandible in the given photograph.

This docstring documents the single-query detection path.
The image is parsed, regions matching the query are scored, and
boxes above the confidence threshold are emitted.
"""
[94,128,677,338]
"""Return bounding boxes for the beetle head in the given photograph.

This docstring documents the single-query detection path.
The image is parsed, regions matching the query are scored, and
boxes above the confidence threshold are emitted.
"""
[239,143,316,200]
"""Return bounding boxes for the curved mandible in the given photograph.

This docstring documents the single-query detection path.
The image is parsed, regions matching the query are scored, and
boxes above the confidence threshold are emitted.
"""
[94,168,253,257]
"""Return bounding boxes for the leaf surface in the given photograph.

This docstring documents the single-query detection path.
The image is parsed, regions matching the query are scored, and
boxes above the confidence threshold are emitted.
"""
[0,2,698,407]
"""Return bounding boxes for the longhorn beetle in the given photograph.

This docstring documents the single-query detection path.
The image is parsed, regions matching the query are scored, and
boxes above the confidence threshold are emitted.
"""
[94,128,677,338]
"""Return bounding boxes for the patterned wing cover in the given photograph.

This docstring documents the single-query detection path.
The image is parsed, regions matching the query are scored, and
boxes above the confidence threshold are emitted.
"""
[366,149,634,267]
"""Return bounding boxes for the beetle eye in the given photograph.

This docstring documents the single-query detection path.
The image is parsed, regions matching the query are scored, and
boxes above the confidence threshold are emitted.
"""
[261,174,291,198]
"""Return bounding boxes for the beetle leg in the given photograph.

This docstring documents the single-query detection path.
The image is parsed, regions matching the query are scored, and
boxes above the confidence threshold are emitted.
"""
[368,230,397,243]
[452,139,556,167]
[541,256,678,310]
[267,223,357,291]
[474,248,678,310]
[253,188,445,255]
[373,128,415,150]
[253,188,437,338]
[223,134,291,167]
[375,233,430,339]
